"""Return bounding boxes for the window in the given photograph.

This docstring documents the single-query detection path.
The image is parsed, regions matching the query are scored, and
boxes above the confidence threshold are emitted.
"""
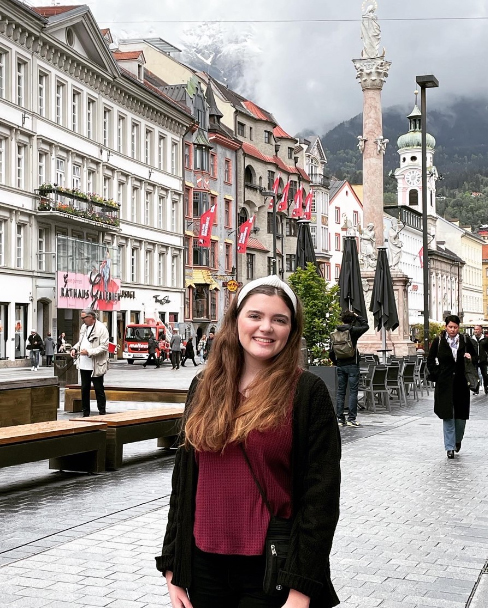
[38,228,45,271]
[335,208,340,223]
[286,218,298,237]
[56,158,65,187]
[335,233,341,251]
[131,122,139,158]
[158,135,165,170]
[193,242,209,266]
[145,250,151,284]
[193,191,209,217]
[87,169,94,193]
[267,213,278,235]
[288,147,294,160]
[237,122,246,137]
[38,72,46,117]
[353,211,359,226]
[103,108,111,147]
[171,141,178,174]
[103,176,110,200]
[211,291,217,320]
[131,188,138,223]
[171,200,177,232]
[325,264,331,281]
[0,139,5,184]
[131,248,138,282]
[249,127,253,141]
[56,82,64,125]
[224,159,232,184]
[16,224,23,268]
[87,99,94,139]
[210,153,217,178]
[158,252,166,285]
[335,265,341,280]
[72,165,81,190]
[267,257,274,275]
[171,254,178,287]
[117,182,124,208]
[0,52,5,99]
[310,226,317,248]
[185,143,192,169]
[0,221,4,266]
[118,115,125,153]
[145,190,152,224]
[267,171,275,191]
[17,60,26,107]
[145,130,153,165]
[158,195,165,229]
[210,241,217,268]
[72,90,80,132]
[225,244,232,272]
[17,145,25,189]
[322,227,329,252]
[264,130,272,144]
[286,254,296,272]
[194,146,209,171]
[225,199,232,228]
[246,253,255,280]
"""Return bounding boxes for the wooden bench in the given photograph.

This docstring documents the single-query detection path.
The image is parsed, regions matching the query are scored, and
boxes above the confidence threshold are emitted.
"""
[64,385,187,413]
[0,420,107,473]
[0,377,59,427]
[70,407,184,470]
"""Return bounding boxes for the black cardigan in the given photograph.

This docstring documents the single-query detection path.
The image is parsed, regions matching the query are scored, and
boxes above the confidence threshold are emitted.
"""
[156,370,342,607]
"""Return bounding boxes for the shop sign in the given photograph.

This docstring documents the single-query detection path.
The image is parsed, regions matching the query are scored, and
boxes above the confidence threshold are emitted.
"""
[226,280,239,292]
[57,270,121,311]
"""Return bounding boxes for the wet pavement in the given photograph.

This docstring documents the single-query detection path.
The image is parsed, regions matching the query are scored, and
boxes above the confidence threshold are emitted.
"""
[1,361,488,607]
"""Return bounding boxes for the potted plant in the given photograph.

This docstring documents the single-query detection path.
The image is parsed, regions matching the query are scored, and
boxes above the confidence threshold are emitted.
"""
[288,263,341,401]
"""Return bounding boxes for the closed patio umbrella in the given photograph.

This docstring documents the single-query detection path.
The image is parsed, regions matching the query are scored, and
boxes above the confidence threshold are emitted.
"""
[369,246,399,361]
[296,220,317,269]
[338,236,367,318]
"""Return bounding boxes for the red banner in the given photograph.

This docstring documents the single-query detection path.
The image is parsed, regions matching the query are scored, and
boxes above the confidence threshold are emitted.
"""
[237,215,255,254]
[277,181,290,212]
[198,204,216,247]
[291,187,304,218]
[304,190,313,220]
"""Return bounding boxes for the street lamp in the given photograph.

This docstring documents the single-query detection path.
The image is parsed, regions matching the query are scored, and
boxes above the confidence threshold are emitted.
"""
[416,74,439,353]
[262,189,277,275]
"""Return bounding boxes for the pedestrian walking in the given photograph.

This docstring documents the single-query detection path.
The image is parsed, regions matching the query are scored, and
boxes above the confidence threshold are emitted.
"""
[427,315,477,459]
[170,328,182,370]
[197,334,207,363]
[26,329,43,371]
[203,330,214,362]
[157,275,341,608]
[329,310,369,427]
[70,308,109,417]
[469,324,488,395]
[57,332,67,352]
[44,332,55,366]
[181,337,199,367]
[143,334,160,368]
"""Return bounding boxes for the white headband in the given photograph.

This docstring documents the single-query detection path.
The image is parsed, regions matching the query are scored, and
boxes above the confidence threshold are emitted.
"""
[237,275,297,312]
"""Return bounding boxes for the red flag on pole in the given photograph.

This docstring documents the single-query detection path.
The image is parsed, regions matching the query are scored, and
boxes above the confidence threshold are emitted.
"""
[268,173,282,210]
[291,187,304,218]
[277,181,290,212]
[237,215,255,254]
[418,247,423,268]
[198,204,217,247]
[304,190,313,220]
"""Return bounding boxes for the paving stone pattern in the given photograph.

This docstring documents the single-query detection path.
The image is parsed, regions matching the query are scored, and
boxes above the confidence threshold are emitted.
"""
[1,363,488,607]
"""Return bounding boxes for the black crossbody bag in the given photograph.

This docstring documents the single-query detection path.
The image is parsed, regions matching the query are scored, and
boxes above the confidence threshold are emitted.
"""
[239,443,292,597]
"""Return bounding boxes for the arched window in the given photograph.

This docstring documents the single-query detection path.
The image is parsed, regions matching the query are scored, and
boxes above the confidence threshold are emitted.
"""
[238,207,249,226]
[409,189,419,206]
[244,165,254,185]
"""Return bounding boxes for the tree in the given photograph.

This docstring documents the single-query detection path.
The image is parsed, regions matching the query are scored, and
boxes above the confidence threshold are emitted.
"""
[288,263,341,366]
[411,321,445,344]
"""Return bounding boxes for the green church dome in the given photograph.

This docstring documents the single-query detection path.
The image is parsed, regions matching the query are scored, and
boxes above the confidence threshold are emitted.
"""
[397,103,436,150]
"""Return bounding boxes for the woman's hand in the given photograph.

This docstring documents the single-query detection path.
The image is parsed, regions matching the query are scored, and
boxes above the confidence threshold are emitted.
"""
[165,571,193,608]
[465,353,472,360]
[281,588,311,608]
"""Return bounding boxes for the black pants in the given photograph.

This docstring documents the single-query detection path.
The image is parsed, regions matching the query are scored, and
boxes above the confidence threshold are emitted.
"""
[80,369,106,416]
[46,355,53,366]
[479,363,488,393]
[171,351,181,369]
[144,353,159,367]
[182,355,199,366]
[188,546,286,608]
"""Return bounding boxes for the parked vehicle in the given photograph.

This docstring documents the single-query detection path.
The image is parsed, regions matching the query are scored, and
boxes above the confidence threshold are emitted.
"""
[123,318,171,365]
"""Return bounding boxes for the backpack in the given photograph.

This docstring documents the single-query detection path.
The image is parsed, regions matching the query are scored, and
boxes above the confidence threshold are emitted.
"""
[331,328,356,359]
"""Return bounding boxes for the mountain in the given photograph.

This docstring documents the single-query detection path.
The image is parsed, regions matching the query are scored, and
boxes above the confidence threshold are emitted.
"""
[321,98,488,227]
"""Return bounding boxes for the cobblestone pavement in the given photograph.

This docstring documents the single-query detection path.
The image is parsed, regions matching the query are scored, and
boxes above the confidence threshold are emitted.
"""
[1,363,488,607]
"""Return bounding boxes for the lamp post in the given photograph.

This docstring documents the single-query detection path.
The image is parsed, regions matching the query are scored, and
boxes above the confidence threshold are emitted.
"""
[262,190,277,275]
[416,74,439,353]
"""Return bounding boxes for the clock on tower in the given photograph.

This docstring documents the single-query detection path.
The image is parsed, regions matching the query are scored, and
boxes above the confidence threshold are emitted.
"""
[405,169,421,187]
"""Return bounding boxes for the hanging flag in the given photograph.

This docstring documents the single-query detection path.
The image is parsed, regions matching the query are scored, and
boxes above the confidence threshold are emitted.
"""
[291,187,304,218]
[237,215,255,254]
[304,190,313,220]
[268,173,282,210]
[198,204,216,247]
[277,181,290,212]
[418,247,423,268]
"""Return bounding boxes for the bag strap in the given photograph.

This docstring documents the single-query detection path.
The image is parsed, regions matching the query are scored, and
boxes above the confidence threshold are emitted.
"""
[239,443,273,517]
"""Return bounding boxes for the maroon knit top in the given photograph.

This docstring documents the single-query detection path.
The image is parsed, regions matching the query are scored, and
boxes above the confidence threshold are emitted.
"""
[193,414,293,555]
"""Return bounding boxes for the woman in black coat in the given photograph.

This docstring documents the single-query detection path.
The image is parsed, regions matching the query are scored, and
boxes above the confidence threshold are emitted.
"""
[427,315,477,459]
[181,338,198,367]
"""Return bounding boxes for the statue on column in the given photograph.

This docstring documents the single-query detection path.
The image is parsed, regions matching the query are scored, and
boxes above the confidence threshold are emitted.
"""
[357,136,367,153]
[359,222,377,269]
[388,218,403,270]
[361,2,385,59]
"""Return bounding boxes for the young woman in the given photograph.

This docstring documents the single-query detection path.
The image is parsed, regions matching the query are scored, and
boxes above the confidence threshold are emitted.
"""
[427,315,477,458]
[157,276,341,608]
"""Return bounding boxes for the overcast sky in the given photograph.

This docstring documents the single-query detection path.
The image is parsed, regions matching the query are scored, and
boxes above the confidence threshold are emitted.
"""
[35,0,488,135]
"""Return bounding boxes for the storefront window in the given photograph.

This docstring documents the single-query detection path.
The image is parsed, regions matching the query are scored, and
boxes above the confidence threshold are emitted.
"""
[0,303,7,359]
[15,304,27,359]
[193,285,209,319]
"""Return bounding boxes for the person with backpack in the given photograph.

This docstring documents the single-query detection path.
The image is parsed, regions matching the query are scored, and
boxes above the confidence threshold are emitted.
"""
[329,310,369,427]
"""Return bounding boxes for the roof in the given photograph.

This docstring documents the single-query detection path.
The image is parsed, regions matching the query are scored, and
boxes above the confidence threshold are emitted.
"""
[243,100,276,124]
[32,5,81,17]
[351,185,363,203]
[113,51,144,61]
[329,180,346,200]
[246,237,269,252]
[274,125,293,139]
[119,37,182,55]
[241,142,310,181]
[433,245,464,264]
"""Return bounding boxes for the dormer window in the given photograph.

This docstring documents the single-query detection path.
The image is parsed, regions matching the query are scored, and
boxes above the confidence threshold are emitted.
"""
[138,64,143,80]
[66,28,74,47]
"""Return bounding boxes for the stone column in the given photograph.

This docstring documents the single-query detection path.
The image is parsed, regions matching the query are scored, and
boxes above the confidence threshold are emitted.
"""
[353,57,391,252]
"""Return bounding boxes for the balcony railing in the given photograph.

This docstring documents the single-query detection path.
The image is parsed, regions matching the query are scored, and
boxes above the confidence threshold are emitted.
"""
[36,185,120,228]
[310,175,330,188]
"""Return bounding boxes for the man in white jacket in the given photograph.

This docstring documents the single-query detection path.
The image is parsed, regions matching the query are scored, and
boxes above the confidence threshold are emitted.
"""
[71,308,109,417]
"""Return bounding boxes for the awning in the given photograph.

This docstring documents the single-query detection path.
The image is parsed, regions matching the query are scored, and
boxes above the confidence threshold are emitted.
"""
[185,269,220,290]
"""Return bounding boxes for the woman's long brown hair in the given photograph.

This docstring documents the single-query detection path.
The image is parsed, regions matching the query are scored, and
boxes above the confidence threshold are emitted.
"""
[184,285,304,452]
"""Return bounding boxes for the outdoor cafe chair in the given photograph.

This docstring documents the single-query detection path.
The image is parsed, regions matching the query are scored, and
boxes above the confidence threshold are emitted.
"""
[386,363,406,407]
[401,361,418,401]
[358,363,375,409]
[364,365,391,413]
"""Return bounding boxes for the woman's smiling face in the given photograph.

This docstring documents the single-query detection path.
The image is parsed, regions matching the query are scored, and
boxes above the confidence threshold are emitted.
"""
[237,293,292,368]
